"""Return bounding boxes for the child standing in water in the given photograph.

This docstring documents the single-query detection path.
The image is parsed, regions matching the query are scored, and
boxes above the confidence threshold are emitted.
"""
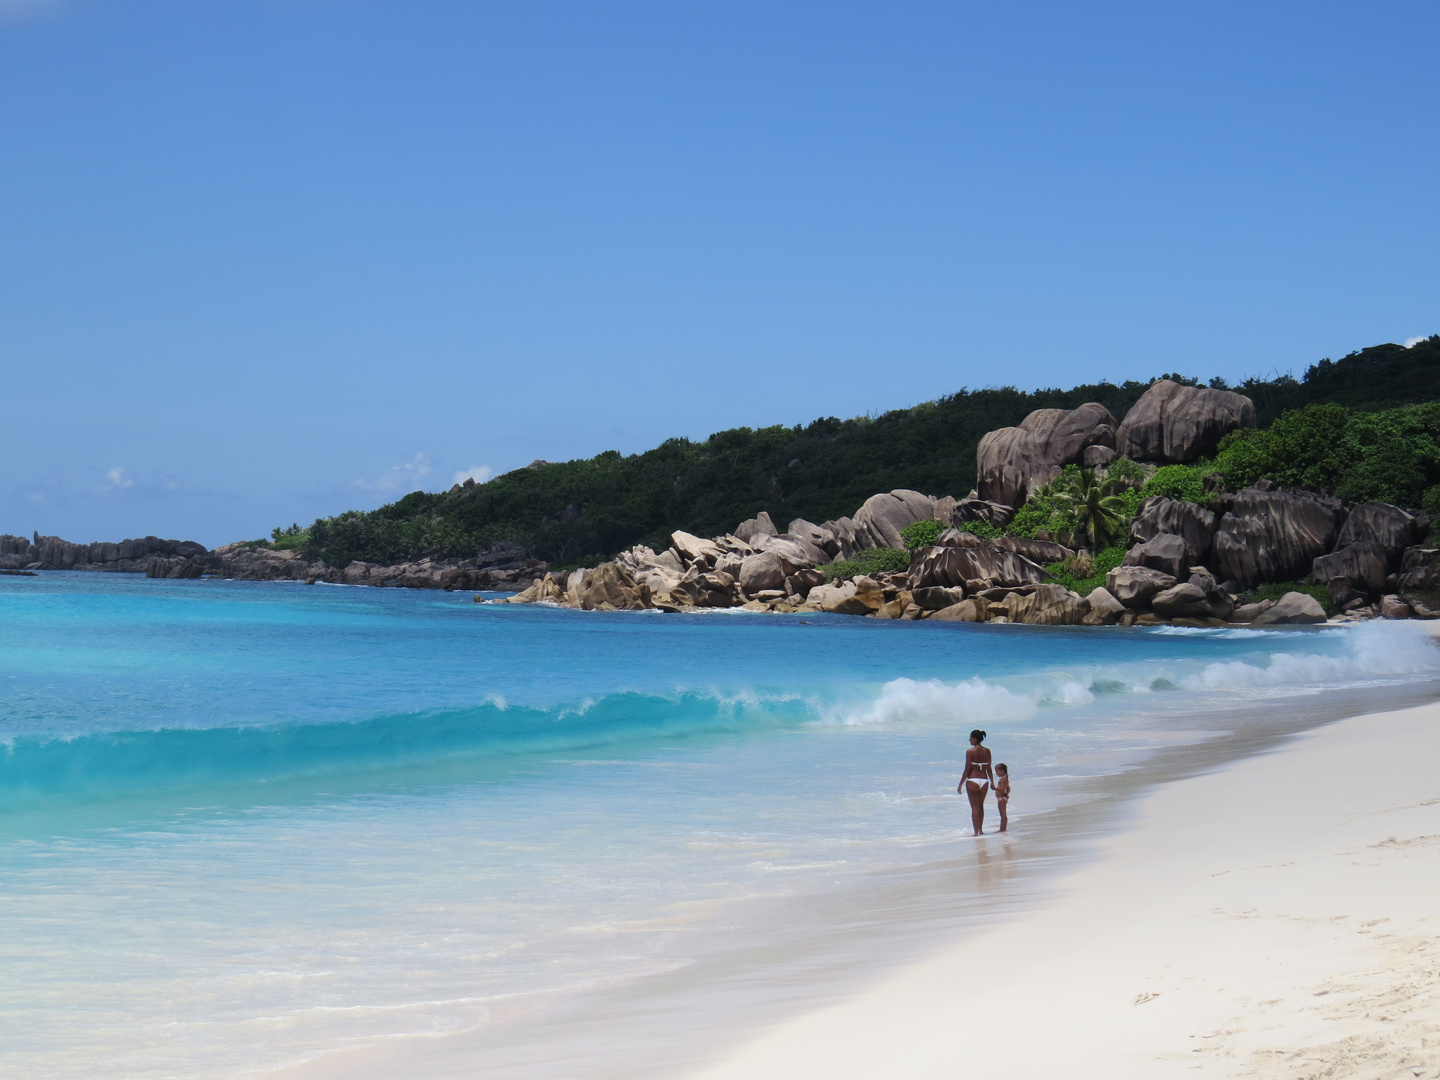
[994,763,1010,833]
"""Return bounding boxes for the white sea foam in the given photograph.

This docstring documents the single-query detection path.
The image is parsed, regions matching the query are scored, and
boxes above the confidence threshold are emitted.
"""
[843,677,1040,727]
[836,622,1440,729]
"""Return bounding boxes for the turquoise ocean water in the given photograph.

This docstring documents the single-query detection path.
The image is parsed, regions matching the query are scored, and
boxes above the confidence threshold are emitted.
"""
[2,573,1438,1079]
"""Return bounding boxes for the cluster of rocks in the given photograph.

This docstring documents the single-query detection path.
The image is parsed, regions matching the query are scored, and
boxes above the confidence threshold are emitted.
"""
[150,539,550,590]
[1,533,208,573]
[500,379,1438,627]
[1,531,551,592]
[976,379,1255,508]
[11,378,1439,627]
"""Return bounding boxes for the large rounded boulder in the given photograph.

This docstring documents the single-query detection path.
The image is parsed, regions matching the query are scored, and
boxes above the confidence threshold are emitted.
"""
[1212,486,1346,588]
[852,489,936,549]
[1115,380,1256,463]
[976,403,1118,509]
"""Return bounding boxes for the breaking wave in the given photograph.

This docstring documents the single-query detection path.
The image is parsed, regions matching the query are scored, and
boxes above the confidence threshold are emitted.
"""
[2,622,1434,809]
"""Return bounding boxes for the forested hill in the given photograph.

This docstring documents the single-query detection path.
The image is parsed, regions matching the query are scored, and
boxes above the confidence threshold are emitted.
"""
[299,337,1440,569]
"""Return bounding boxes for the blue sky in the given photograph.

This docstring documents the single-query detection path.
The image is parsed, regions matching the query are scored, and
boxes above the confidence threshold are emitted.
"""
[1,1,1436,545]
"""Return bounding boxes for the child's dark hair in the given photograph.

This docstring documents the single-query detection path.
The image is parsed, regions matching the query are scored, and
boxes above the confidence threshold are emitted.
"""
[970,729,986,742]
[996,763,1008,773]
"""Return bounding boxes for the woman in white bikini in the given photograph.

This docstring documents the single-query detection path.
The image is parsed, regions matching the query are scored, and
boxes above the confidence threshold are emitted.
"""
[957,729,994,836]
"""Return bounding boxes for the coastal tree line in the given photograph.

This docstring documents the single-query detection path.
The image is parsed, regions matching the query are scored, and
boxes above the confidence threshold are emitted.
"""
[288,337,1440,571]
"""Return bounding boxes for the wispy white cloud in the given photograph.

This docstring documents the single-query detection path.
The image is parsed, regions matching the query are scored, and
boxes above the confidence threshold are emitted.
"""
[0,0,66,25]
[353,452,433,495]
[451,465,493,486]
[103,467,134,490]
[1404,335,1431,348]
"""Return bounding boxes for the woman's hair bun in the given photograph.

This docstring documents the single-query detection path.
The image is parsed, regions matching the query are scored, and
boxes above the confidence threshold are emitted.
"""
[970,728,987,742]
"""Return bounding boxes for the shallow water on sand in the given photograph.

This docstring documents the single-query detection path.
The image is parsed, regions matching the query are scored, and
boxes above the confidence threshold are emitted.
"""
[2,573,1437,1079]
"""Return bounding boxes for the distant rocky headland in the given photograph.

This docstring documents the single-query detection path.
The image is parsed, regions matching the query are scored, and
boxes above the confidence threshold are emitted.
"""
[0,532,544,591]
[7,337,1438,628]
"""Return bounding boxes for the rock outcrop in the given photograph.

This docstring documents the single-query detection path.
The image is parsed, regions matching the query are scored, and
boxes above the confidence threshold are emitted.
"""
[1334,503,1421,571]
[1312,540,1390,604]
[734,511,778,545]
[1150,569,1233,620]
[1004,583,1089,625]
[575,562,651,611]
[0,532,208,573]
[1128,497,1218,566]
[738,550,786,594]
[1211,486,1346,588]
[1122,533,1189,580]
[992,534,1074,564]
[976,403,1118,508]
[1252,591,1327,625]
[1114,380,1257,463]
[851,490,937,550]
[1082,586,1127,625]
[1104,566,1177,609]
[906,544,1049,591]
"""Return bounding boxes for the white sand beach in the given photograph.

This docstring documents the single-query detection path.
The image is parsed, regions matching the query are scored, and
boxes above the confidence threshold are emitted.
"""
[690,697,1440,1080]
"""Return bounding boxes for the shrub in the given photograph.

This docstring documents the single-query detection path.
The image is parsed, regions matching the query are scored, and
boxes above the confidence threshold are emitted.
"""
[267,523,310,551]
[1212,401,1440,507]
[1140,464,1215,509]
[1104,457,1146,486]
[960,519,1004,541]
[1043,545,1125,595]
[900,519,944,550]
[823,546,910,582]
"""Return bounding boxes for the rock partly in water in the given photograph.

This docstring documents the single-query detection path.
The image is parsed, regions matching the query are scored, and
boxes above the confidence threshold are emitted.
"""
[928,598,989,622]
[1081,586,1127,625]
[1380,594,1413,620]
[574,562,651,611]
[1229,599,1274,623]
[1004,583,1089,625]
[805,579,872,616]
[1251,591,1327,625]
[1104,565,1178,610]
[910,585,967,610]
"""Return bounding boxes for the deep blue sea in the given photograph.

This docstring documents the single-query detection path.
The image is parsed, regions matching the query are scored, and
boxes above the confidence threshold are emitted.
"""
[3,573,1438,1079]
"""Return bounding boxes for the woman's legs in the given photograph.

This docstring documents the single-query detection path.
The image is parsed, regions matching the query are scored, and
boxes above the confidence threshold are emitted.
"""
[965,781,987,835]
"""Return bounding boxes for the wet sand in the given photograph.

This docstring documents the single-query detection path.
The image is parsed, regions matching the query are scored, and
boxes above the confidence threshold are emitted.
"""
[690,697,1440,1079]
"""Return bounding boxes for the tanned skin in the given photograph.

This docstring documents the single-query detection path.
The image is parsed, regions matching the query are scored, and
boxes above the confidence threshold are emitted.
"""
[993,763,1010,833]
[957,733,994,836]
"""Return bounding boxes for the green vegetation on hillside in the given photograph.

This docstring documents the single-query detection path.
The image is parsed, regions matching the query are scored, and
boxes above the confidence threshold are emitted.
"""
[1212,400,1440,509]
[295,336,1439,568]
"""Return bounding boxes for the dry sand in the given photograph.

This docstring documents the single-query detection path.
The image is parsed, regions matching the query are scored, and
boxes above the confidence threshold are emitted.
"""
[689,699,1440,1080]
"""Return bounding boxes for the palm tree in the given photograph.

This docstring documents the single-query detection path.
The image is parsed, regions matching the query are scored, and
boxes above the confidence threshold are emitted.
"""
[1052,468,1130,550]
